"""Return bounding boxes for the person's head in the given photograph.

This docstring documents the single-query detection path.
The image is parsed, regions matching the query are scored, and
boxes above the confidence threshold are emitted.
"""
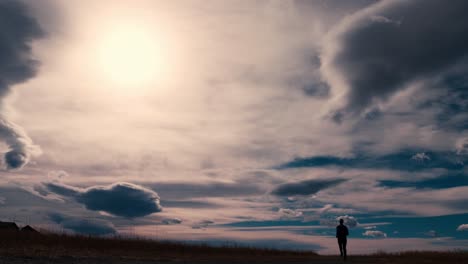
[339,219,344,225]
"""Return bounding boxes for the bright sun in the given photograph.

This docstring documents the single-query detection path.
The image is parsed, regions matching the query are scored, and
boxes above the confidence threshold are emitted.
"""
[96,24,165,89]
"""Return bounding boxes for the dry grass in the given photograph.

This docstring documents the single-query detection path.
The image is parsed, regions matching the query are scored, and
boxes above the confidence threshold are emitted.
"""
[0,230,467,263]
[362,250,468,264]
[0,230,317,262]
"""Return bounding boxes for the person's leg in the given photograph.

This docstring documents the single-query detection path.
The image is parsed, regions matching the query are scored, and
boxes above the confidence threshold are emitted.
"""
[343,239,347,260]
[338,239,343,256]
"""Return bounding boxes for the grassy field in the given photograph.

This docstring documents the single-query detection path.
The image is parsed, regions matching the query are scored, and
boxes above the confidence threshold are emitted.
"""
[0,230,466,263]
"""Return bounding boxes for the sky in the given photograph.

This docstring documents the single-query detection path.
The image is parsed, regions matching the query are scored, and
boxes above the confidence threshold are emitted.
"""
[1,0,468,254]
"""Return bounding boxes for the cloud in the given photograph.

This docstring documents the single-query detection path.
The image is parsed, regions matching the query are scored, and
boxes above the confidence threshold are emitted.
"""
[49,213,116,235]
[45,182,81,197]
[162,218,182,225]
[45,182,162,217]
[336,215,358,228]
[321,0,468,116]
[47,170,69,180]
[320,215,359,228]
[0,1,44,169]
[363,230,387,238]
[271,179,346,196]
[370,15,400,25]
[278,208,303,218]
[425,230,438,237]
[192,220,214,229]
[318,204,334,214]
[457,224,468,231]
[302,82,330,98]
[411,153,431,162]
[456,137,468,155]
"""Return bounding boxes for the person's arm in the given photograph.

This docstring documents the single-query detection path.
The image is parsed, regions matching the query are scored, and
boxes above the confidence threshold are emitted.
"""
[345,226,349,236]
[336,226,339,238]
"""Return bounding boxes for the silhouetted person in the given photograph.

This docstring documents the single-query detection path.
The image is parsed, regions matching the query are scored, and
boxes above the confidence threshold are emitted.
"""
[336,219,348,260]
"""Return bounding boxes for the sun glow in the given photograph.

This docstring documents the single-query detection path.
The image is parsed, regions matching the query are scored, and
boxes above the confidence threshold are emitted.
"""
[95,23,167,90]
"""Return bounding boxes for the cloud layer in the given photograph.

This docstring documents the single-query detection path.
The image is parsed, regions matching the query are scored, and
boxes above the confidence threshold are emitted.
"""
[45,182,162,217]
[0,1,44,169]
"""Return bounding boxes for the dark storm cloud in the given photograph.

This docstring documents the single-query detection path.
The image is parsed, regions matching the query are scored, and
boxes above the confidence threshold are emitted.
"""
[379,173,468,190]
[322,0,468,115]
[49,213,116,235]
[271,179,346,196]
[0,1,44,169]
[276,149,466,172]
[45,182,162,218]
